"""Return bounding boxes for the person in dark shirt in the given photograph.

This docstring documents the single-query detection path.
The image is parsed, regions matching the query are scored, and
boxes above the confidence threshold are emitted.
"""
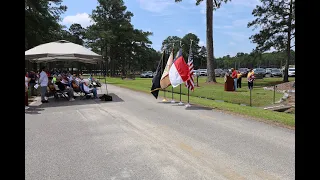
[55,77,75,101]
[28,71,37,96]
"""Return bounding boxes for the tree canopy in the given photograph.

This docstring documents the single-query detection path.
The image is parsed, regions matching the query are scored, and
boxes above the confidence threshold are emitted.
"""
[248,0,295,82]
[25,0,295,78]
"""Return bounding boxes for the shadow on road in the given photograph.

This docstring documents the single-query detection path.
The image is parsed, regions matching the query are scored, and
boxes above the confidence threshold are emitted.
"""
[184,105,213,111]
[158,102,213,111]
[157,101,174,104]
[28,93,124,109]
[25,107,45,115]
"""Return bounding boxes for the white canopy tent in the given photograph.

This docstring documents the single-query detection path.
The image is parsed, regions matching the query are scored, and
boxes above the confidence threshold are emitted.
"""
[25,40,102,64]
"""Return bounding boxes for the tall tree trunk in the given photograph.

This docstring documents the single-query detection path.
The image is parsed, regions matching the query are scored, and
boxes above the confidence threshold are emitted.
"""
[206,0,216,82]
[284,0,293,82]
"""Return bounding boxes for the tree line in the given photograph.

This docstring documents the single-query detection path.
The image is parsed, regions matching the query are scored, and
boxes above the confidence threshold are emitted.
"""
[25,0,162,76]
[25,0,295,81]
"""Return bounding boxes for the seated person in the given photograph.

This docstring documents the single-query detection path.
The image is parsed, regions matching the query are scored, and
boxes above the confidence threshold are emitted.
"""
[71,80,80,92]
[61,76,71,86]
[55,78,75,101]
[52,75,57,83]
[74,76,82,85]
[82,79,98,99]
[47,77,56,93]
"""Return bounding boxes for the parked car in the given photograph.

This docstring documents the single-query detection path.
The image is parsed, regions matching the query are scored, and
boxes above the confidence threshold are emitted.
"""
[265,68,272,74]
[253,68,266,78]
[238,68,248,77]
[216,69,226,77]
[288,68,295,77]
[197,69,207,76]
[192,70,200,77]
[270,69,282,77]
[214,69,224,77]
[140,71,153,78]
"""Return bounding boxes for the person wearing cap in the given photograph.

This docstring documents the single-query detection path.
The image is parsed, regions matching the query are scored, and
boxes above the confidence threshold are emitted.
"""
[231,68,238,91]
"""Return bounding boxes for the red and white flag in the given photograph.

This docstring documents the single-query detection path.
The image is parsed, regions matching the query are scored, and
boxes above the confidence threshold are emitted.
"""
[185,45,194,91]
[169,48,190,87]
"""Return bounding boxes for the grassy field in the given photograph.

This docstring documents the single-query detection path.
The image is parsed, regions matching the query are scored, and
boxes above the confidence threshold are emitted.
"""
[105,76,295,107]
[102,76,295,127]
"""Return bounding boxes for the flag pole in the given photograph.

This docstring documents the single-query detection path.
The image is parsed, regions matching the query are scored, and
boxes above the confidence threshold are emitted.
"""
[162,48,167,102]
[170,43,175,103]
[178,40,184,105]
[185,39,193,108]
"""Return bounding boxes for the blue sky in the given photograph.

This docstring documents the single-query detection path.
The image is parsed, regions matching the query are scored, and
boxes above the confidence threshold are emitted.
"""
[61,0,261,58]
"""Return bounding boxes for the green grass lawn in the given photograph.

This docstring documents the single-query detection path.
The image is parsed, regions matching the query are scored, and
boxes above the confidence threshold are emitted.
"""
[104,76,295,107]
[102,76,295,127]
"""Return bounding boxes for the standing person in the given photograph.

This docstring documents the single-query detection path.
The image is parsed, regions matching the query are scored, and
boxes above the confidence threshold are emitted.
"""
[39,66,49,103]
[28,71,36,96]
[231,68,238,91]
[25,73,31,109]
[237,70,242,88]
[247,68,255,90]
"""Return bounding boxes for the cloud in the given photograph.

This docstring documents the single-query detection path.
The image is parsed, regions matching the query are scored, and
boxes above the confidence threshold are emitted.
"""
[176,29,182,33]
[200,8,205,14]
[222,31,249,42]
[187,30,196,34]
[215,25,233,29]
[62,13,93,28]
[229,42,236,46]
[137,0,174,13]
[198,2,205,14]
[199,40,205,47]
[232,18,253,28]
[230,0,261,8]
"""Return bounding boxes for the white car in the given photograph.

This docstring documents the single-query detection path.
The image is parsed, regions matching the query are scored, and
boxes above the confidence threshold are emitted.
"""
[192,70,200,77]
[197,69,207,76]
[288,68,295,77]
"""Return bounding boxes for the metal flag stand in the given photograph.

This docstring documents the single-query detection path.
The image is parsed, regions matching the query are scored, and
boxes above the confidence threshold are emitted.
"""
[170,86,175,103]
[185,39,193,108]
[178,84,184,105]
[170,43,176,103]
[178,40,184,106]
[162,90,168,102]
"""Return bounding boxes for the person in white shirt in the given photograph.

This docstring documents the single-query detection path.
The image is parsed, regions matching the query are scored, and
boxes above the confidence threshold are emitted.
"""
[39,66,49,103]
[25,73,30,109]
[83,79,98,98]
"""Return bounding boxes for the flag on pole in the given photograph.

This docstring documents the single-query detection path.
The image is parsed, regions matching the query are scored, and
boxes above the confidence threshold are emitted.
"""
[150,51,166,99]
[169,48,190,88]
[185,45,194,91]
[160,50,174,89]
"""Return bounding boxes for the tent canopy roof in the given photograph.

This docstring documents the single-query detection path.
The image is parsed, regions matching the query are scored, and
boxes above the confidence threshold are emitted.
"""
[25,40,102,64]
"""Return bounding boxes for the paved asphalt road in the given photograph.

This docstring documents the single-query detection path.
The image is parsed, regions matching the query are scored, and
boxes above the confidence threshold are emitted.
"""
[25,84,295,180]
